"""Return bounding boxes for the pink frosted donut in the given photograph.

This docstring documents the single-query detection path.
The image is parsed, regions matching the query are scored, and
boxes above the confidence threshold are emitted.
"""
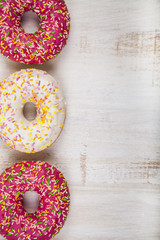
[0,161,70,240]
[0,0,70,64]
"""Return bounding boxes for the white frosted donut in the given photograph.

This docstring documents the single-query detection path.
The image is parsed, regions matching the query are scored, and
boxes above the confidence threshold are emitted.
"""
[0,69,66,153]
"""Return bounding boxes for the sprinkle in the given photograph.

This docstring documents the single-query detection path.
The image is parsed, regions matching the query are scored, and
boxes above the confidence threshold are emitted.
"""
[6,32,10,37]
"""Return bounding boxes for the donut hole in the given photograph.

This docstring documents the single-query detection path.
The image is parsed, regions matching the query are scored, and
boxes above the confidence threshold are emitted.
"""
[21,11,40,33]
[23,102,37,121]
[23,191,40,214]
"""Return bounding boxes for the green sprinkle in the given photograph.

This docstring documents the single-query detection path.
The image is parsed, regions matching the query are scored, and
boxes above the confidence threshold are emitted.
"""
[58,209,61,214]
[26,42,32,46]
[36,222,43,225]
[57,36,60,39]
[52,4,55,7]
[6,32,10,37]
[44,226,50,231]
[36,215,40,218]
[63,197,68,201]
[59,33,62,36]
[18,171,22,176]
[40,44,43,49]
[13,12,17,16]
[32,51,37,55]
[48,192,54,195]
[15,233,18,236]
[7,232,12,236]
[9,209,12,213]
[5,186,8,190]
[56,179,59,184]
[64,181,67,187]
[7,222,11,228]
[52,31,55,34]
[0,5,4,8]
[39,233,43,236]
[47,176,50,185]
[52,208,55,212]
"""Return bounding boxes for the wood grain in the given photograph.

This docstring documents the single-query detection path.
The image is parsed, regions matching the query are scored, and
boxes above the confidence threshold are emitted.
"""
[0,0,160,239]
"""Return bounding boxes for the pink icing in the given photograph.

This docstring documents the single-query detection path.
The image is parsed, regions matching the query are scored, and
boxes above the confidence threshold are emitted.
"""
[0,161,70,240]
[0,0,70,64]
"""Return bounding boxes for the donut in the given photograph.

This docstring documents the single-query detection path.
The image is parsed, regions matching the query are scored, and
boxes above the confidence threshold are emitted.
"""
[0,68,66,153]
[0,0,70,64]
[0,161,70,240]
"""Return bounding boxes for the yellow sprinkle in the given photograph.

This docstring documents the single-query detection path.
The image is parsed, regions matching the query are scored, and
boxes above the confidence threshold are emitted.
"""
[53,104,59,107]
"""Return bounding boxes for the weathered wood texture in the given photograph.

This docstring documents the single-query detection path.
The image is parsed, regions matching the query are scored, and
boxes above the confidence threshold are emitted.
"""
[0,0,160,239]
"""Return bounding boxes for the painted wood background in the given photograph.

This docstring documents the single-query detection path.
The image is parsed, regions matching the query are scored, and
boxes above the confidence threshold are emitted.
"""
[0,0,160,239]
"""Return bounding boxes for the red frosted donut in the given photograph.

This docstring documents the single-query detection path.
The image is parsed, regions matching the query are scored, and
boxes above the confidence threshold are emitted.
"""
[0,161,70,240]
[0,0,70,64]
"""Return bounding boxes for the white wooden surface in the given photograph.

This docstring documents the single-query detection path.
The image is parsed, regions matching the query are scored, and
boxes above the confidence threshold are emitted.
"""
[0,0,160,239]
